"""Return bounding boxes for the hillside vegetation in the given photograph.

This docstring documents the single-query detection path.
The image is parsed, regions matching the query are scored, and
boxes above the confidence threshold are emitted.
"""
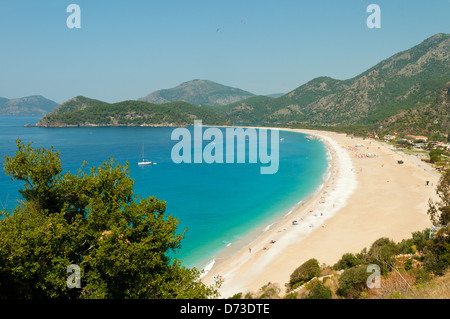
[223,33,450,126]
[231,169,450,300]
[0,140,221,298]
[36,98,229,127]
[376,81,450,137]
[35,34,450,133]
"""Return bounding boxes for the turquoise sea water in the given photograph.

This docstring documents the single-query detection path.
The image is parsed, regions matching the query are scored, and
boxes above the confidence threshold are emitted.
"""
[0,116,328,268]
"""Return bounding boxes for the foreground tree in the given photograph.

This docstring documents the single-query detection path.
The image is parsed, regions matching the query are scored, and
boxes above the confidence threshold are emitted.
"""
[424,168,450,276]
[428,168,450,226]
[423,227,450,276]
[429,149,442,164]
[289,258,321,289]
[336,264,371,299]
[363,237,398,276]
[0,139,219,299]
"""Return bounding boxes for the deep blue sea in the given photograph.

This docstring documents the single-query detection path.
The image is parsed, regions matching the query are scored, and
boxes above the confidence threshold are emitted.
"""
[0,116,328,269]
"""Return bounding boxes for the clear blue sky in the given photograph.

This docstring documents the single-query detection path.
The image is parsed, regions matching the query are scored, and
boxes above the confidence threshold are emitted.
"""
[0,0,449,104]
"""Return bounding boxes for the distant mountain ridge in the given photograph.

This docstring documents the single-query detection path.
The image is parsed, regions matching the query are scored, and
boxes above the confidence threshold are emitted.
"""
[34,33,450,134]
[222,33,450,126]
[138,79,256,106]
[265,93,285,98]
[0,95,58,116]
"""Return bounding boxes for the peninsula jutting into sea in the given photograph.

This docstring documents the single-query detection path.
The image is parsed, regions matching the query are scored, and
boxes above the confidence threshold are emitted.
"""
[0,0,449,303]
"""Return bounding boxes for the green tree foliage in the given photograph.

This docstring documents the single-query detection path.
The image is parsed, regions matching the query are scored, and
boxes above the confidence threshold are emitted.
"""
[333,253,362,271]
[429,148,443,163]
[289,258,321,289]
[38,99,230,127]
[396,229,430,254]
[363,238,398,276]
[0,139,219,299]
[423,228,450,276]
[411,229,432,252]
[3,140,63,213]
[427,168,450,226]
[336,265,371,299]
[304,281,332,299]
[430,133,446,142]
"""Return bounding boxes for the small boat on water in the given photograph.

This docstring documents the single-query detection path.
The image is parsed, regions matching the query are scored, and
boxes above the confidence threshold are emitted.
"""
[138,145,152,166]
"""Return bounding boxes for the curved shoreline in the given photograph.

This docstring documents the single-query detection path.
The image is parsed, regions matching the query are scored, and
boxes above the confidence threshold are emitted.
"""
[197,129,332,276]
[200,128,358,294]
[201,128,440,297]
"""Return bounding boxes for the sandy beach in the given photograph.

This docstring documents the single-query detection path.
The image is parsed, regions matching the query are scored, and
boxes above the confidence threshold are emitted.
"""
[201,129,441,298]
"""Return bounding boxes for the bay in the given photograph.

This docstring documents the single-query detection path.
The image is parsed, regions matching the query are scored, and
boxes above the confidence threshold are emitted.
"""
[0,116,328,269]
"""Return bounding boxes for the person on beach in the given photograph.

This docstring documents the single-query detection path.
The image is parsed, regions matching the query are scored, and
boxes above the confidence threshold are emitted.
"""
[249,247,251,253]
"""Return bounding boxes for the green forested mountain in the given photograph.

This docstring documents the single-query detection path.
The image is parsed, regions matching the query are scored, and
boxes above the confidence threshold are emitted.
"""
[138,79,255,106]
[36,33,449,130]
[221,33,450,126]
[48,96,109,115]
[36,98,229,127]
[375,81,450,137]
[0,95,58,116]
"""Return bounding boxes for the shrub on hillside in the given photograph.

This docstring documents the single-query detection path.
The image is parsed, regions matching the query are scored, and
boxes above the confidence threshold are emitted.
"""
[363,237,398,275]
[397,229,430,254]
[411,229,432,252]
[289,258,321,289]
[304,281,332,299]
[229,292,242,299]
[429,148,443,163]
[423,227,450,276]
[283,291,299,299]
[333,253,362,270]
[337,264,371,298]
[427,168,450,227]
[409,267,433,285]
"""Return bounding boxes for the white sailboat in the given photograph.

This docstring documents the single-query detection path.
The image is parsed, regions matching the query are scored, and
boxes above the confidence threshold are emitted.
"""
[138,144,152,166]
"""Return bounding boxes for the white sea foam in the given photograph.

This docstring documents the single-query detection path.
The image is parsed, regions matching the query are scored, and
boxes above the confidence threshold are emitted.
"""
[200,259,216,278]
[310,134,358,221]
[203,130,358,281]
[251,132,358,272]
[221,240,232,247]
